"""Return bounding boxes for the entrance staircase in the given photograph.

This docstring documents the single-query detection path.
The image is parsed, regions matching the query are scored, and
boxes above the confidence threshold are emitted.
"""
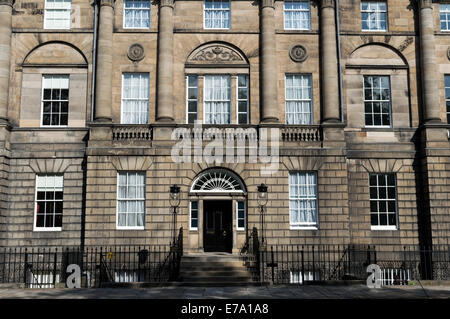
[178,253,262,287]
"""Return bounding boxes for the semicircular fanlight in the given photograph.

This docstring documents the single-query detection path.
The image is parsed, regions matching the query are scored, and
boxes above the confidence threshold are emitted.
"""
[191,169,245,193]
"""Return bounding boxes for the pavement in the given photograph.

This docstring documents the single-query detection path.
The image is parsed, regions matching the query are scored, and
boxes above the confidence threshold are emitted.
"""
[0,284,449,299]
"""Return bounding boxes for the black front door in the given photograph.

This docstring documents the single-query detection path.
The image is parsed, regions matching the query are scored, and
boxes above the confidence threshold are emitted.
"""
[203,200,232,253]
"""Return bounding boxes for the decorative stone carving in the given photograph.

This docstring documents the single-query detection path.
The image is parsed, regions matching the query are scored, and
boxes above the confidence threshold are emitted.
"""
[127,43,145,62]
[289,45,308,63]
[186,43,247,66]
[398,36,413,52]
[159,0,174,8]
[419,0,432,9]
[260,0,275,9]
[100,0,115,7]
[320,0,335,9]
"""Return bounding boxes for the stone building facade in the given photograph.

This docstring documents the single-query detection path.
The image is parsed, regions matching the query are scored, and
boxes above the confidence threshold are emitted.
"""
[0,0,449,253]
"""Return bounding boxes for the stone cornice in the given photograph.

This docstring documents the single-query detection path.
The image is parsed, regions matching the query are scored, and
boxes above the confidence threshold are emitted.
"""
[160,0,174,8]
[99,0,115,8]
[0,0,15,7]
[260,0,275,9]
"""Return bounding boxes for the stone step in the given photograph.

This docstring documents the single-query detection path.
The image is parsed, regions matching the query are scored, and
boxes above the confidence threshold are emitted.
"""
[180,270,252,277]
[179,276,254,283]
[180,260,244,268]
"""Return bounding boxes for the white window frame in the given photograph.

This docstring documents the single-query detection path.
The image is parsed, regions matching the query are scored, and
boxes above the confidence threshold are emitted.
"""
[363,75,391,128]
[289,171,319,230]
[186,75,199,124]
[283,0,311,31]
[361,1,388,32]
[34,175,64,232]
[440,4,450,31]
[369,173,398,231]
[41,74,70,128]
[203,0,231,30]
[116,172,146,230]
[236,201,246,231]
[44,0,72,30]
[121,73,150,124]
[236,75,249,124]
[123,0,151,29]
[445,75,450,124]
[285,74,313,125]
[203,74,231,124]
[190,201,199,231]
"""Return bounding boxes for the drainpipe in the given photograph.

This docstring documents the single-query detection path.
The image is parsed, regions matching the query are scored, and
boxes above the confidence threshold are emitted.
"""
[335,0,344,122]
[90,0,99,123]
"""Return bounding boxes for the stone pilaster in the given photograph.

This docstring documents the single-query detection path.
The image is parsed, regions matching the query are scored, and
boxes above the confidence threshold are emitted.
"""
[418,0,440,123]
[320,0,340,123]
[94,0,115,123]
[0,0,14,124]
[260,0,279,123]
[156,0,175,122]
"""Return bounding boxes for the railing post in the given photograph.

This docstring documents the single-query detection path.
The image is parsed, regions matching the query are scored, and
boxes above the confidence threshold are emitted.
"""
[301,247,304,285]
[23,248,28,285]
[53,249,57,287]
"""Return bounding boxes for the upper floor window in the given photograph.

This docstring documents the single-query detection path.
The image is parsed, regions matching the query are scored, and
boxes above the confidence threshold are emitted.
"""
[441,4,450,31]
[42,75,69,127]
[289,172,318,229]
[237,75,249,124]
[285,74,313,125]
[446,75,450,124]
[284,0,311,30]
[369,173,397,230]
[204,0,230,29]
[124,0,151,29]
[121,73,149,124]
[117,172,146,229]
[34,175,64,231]
[186,75,198,124]
[363,75,391,127]
[44,0,71,30]
[361,1,387,31]
[204,75,231,124]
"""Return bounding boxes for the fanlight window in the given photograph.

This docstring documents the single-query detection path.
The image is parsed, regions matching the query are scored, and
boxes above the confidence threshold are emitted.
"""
[191,169,245,193]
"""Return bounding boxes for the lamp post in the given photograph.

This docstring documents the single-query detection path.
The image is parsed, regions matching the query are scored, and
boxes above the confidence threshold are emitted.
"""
[257,183,268,248]
[169,184,181,246]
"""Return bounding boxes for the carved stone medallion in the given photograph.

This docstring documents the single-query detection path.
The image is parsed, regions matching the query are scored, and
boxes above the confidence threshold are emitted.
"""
[289,45,308,63]
[127,43,145,62]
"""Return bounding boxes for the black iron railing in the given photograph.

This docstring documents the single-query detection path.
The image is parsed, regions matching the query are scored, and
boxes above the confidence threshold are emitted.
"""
[0,227,184,288]
[241,230,450,286]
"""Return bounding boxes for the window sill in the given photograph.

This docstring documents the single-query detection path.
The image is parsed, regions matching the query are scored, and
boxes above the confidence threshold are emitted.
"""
[33,227,62,232]
[290,226,318,231]
[371,226,397,231]
[116,227,145,231]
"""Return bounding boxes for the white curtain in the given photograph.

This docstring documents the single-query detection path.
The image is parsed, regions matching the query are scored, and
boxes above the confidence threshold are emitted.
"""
[204,0,230,29]
[204,75,231,124]
[289,172,317,225]
[284,1,310,30]
[118,172,145,227]
[286,75,312,125]
[124,0,150,28]
[122,73,149,124]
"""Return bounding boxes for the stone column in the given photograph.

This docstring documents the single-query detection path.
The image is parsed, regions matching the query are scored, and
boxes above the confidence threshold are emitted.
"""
[260,0,279,123]
[156,0,174,122]
[320,0,340,123]
[94,0,115,123]
[0,0,14,124]
[419,0,440,123]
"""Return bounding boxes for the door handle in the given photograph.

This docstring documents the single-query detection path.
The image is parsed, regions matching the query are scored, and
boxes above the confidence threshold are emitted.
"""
[223,230,227,237]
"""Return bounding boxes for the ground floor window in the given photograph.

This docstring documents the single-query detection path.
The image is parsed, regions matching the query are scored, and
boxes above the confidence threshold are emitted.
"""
[117,172,146,229]
[369,173,398,230]
[289,172,318,229]
[190,201,199,230]
[237,201,245,230]
[34,174,64,231]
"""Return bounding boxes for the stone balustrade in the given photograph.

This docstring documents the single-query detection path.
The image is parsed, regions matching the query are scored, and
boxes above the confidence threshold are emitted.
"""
[112,125,152,141]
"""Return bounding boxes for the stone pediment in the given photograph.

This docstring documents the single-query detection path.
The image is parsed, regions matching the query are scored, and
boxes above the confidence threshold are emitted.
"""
[186,43,248,67]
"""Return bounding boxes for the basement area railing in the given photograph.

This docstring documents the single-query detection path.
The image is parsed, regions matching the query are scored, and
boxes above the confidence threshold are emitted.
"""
[241,229,450,286]
[0,228,183,288]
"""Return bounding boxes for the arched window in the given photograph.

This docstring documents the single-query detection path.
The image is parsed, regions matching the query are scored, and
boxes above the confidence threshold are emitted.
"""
[190,169,246,193]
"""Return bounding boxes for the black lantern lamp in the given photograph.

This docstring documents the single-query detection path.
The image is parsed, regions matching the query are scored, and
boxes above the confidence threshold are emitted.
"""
[169,184,181,245]
[257,183,268,247]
